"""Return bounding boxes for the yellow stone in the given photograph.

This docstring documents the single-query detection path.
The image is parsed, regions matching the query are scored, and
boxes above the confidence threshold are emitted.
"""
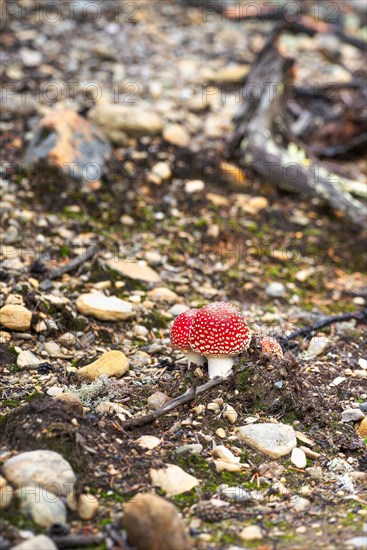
[0,304,32,331]
[78,351,129,380]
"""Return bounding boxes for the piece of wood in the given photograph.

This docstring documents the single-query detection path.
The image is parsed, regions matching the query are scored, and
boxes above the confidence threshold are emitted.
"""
[48,243,98,280]
[117,377,225,430]
[229,32,367,229]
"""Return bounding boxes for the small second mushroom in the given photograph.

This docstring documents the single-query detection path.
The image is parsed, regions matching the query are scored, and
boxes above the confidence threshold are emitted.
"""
[189,301,251,378]
[259,336,284,359]
[170,308,205,367]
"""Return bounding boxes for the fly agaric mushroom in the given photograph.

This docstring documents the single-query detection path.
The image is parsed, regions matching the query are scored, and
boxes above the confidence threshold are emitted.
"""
[259,336,283,359]
[170,309,205,366]
[189,301,251,378]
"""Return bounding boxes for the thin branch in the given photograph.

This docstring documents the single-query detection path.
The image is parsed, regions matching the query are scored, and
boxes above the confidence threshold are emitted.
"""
[48,244,98,280]
[51,535,105,549]
[117,377,225,430]
[285,307,367,340]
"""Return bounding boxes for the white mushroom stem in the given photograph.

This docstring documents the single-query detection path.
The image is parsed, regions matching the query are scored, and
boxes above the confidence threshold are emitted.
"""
[186,351,205,367]
[207,356,235,379]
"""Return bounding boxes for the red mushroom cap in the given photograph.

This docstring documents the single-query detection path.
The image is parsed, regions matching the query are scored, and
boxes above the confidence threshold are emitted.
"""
[189,301,251,357]
[259,336,283,358]
[170,308,199,351]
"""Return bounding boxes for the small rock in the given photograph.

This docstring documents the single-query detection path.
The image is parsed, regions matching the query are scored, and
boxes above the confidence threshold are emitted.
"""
[344,537,367,549]
[185,180,205,194]
[24,108,111,183]
[238,423,296,458]
[13,535,58,550]
[106,259,161,284]
[212,446,240,464]
[88,102,163,138]
[44,342,62,358]
[358,358,367,370]
[20,47,42,67]
[341,408,365,422]
[76,292,135,321]
[239,525,263,541]
[147,287,180,303]
[136,435,161,450]
[17,350,42,368]
[147,391,167,410]
[305,336,331,358]
[163,123,190,147]
[291,448,307,469]
[299,446,320,460]
[330,376,346,386]
[96,401,129,416]
[266,282,286,298]
[235,194,268,214]
[290,496,311,512]
[46,386,64,397]
[16,483,67,527]
[0,304,32,331]
[78,494,99,520]
[3,450,75,497]
[295,267,316,282]
[218,485,253,502]
[151,161,172,181]
[78,351,129,380]
[0,476,13,509]
[169,304,190,316]
[176,444,203,455]
[58,332,77,348]
[306,466,323,480]
[56,393,84,416]
[123,493,192,550]
[215,428,226,439]
[223,404,238,424]
[258,462,285,479]
[150,463,199,496]
[129,351,152,368]
[210,65,249,83]
[214,460,242,473]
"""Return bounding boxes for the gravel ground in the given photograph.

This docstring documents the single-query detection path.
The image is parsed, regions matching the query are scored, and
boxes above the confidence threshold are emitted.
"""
[0,1,366,549]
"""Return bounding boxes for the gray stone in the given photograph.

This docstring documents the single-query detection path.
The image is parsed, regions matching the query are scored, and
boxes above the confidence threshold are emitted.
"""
[147,391,167,410]
[3,450,75,497]
[290,496,311,512]
[238,423,296,458]
[150,464,199,496]
[176,444,203,455]
[13,535,58,550]
[17,351,42,368]
[76,292,135,321]
[16,484,67,527]
[305,336,331,358]
[24,108,111,184]
[291,447,307,469]
[88,102,163,138]
[266,282,286,298]
[341,408,365,422]
[344,537,367,549]
[306,466,323,480]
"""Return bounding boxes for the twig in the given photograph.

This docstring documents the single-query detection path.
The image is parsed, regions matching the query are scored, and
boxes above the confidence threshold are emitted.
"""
[342,288,367,298]
[51,535,105,548]
[285,307,367,340]
[117,377,225,430]
[48,244,98,280]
